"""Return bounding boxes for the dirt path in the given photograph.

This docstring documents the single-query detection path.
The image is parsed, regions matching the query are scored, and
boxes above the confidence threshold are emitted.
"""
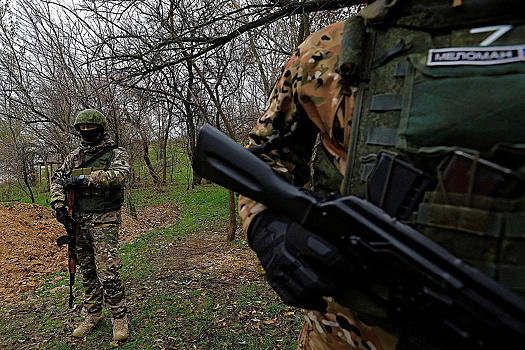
[0,201,303,350]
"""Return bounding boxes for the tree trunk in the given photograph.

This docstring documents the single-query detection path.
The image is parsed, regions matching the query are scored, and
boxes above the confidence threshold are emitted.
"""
[140,133,162,184]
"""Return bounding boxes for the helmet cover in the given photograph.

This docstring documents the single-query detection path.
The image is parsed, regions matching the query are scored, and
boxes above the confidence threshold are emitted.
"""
[74,109,109,131]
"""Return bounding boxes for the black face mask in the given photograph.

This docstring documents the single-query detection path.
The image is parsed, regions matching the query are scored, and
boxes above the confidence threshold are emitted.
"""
[80,128,104,146]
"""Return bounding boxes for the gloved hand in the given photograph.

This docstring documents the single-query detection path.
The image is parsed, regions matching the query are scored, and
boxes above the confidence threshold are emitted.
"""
[248,210,351,312]
[63,175,85,190]
[55,206,69,225]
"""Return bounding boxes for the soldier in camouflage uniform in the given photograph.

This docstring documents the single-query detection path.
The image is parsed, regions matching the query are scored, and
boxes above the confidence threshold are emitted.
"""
[51,109,130,341]
[238,0,524,349]
[239,20,395,350]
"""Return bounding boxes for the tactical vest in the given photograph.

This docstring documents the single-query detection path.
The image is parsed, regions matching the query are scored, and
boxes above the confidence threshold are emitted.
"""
[70,146,124,212]
[338,0,525,295]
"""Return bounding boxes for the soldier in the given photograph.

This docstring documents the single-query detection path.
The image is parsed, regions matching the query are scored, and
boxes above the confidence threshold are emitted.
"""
[51,109,130,341]
[238,0,524,349]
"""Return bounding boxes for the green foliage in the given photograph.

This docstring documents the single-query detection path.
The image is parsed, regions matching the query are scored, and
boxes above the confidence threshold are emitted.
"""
[19,191,50,207]
[131,139,192,187]
[0,182,24,202]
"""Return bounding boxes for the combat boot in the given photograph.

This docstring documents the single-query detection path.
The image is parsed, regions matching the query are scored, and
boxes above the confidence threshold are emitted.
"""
[112,315,129,341]
[72,312,104,338]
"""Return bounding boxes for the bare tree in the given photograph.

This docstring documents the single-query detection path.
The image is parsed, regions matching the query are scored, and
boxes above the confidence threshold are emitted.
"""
[0,0,363,226]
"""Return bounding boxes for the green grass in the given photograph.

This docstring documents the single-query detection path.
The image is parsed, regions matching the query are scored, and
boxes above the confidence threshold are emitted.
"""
[0,181,302,349]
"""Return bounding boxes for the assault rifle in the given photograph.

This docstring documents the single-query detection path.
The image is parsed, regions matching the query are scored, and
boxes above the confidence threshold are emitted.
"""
[56,188,77,308]
[193,124,525,349]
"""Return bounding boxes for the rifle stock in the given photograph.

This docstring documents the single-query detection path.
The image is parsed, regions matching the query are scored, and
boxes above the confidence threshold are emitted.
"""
[193,124,525,348]
[192,125,316,224]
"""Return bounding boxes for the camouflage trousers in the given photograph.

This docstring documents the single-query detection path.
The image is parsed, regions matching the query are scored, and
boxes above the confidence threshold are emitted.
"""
[297,298,398,350]
[75,210,127,318]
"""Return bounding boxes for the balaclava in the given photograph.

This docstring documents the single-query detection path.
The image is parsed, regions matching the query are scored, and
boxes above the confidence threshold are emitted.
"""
[80,127,104,146]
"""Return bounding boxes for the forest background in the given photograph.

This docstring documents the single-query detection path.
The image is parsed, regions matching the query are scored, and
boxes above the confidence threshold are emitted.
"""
[0,1,363,349]
[0,0,362,204]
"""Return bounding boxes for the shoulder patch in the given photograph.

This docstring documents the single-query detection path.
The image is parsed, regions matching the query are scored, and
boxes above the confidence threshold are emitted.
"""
[427,45,525,66]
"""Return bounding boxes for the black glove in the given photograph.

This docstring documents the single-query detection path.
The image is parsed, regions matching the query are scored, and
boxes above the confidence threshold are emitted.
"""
[55,206,69,225]
[63,175,85,190]
[248,210,351,312]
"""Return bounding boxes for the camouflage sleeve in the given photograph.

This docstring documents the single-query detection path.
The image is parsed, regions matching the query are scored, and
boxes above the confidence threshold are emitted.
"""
[248,21,347,184]
[49,152,77,209]
[238,195,268,240]
[88,147,130,188]
[247,49,311,185]
[240,21,348,238]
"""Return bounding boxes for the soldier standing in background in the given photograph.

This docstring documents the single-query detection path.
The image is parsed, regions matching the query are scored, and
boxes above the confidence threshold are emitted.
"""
[237,0,524,349]
[51,108,131,341]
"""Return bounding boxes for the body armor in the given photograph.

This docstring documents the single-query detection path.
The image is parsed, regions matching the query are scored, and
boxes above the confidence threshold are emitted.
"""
[70,147,124,212]
[340,0,525,295]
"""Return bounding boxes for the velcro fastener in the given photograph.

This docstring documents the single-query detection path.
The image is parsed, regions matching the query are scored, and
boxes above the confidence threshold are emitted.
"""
[370,94,403,111]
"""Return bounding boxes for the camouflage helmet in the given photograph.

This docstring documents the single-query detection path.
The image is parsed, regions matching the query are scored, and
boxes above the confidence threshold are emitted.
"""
[74,109,109,131]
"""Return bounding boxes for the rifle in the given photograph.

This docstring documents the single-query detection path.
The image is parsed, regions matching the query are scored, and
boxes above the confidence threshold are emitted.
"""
[56,188,77,308]
[192,124,525,349]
